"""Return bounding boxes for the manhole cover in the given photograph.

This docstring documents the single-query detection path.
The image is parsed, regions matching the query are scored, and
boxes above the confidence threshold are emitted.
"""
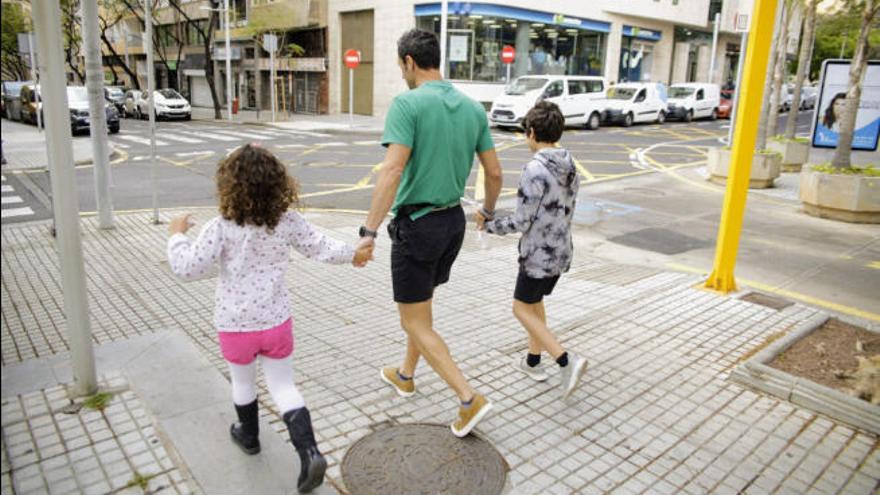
[609,227,712,255]
[741,292,794,310]
[341,423,507,495]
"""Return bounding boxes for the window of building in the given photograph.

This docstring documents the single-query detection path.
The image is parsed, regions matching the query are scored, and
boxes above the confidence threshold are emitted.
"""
[708,0,723,22]
[232,0,247,23]
[415,9,607,83]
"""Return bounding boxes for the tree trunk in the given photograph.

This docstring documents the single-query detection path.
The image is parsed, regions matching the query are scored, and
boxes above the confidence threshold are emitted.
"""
[756,1,785,150]
[204,14,222,119]
[99,31,140,89]
[784,0,817,139]
[766,2,789,140]
[831,0,877,169]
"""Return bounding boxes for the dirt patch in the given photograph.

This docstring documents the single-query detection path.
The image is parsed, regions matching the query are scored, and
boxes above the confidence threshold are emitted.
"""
[769,318,880,404]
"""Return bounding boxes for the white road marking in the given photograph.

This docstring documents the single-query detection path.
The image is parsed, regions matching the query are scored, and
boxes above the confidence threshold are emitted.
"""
[1,206,34,218]
[157,133,205,144]
[2,195,24,205]
[116,134,169,146]
[1,185,13,193]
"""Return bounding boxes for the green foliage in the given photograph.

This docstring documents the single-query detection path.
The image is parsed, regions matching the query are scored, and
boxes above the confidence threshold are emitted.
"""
[285,43,305,57]
[1,2,30,79]
[810,3,880,81]
[771,135,809,144]
[82,392,113,411]
[124,471,157,490]
[811,163,880,176]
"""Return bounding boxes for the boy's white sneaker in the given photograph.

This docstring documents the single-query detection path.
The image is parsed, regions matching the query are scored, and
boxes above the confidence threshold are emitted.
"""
[514,356,550,382]
[560,353,588,400]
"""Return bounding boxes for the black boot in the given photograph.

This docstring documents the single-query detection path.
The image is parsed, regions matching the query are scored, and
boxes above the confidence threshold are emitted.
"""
[230,400,261,455]
[283,407,326,493]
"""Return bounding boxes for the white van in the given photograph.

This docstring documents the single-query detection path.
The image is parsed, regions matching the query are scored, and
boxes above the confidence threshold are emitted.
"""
[667,83,721,121]
[602,82,668,126]
[489,75,608,130]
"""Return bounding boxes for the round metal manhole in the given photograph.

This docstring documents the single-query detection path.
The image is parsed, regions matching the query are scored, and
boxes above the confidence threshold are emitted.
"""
[341,423,508,495]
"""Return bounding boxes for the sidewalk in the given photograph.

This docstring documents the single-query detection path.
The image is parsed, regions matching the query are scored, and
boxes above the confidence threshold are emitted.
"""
[1,119,115,171]
[2,207,877,494]
[190,107,385,134]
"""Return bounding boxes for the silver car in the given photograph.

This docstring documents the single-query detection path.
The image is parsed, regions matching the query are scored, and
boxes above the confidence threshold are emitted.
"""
[2,81,32,121]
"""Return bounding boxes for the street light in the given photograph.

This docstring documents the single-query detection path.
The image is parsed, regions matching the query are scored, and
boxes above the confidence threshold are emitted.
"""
[201,2,233,121]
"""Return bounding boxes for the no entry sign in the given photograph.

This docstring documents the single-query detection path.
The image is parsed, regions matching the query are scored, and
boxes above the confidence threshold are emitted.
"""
[501,45,515,65]
[344,49,361,69]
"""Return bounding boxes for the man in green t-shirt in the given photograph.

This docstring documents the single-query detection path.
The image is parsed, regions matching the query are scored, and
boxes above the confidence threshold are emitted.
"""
[358,29,502,438]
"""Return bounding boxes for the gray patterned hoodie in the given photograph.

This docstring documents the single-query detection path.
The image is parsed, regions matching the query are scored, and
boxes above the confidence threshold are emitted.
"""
[486,147,579,278]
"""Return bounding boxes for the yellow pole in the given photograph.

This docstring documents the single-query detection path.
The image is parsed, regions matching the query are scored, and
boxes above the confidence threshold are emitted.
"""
[705,0,779,293]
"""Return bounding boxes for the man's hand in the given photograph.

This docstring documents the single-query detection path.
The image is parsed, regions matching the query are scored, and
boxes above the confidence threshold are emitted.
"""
[353,237,375,267]
[169,214,193,235]
[473,210,487,231]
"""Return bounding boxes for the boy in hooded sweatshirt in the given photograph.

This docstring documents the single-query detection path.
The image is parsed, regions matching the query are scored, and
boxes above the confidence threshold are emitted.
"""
[476,101,588,399]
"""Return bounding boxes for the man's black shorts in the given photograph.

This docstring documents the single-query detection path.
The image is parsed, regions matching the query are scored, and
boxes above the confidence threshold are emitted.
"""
[388,206,465,304]
[514,270,560,304]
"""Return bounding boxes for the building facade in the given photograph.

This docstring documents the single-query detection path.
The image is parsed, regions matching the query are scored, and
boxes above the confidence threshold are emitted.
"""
[327,0,799,117]
[103,0,331,114]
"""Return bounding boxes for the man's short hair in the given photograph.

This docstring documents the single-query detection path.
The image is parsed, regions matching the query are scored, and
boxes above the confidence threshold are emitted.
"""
[397,29,440,70]
[523,101,565,143]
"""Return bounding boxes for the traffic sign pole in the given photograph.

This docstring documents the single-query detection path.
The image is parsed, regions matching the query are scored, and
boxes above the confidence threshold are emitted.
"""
[501,45,515,83]
[344,49,361,128]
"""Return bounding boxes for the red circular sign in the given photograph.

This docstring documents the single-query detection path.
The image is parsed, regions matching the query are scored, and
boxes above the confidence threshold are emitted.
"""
[344,49,361,69]
[501,45,515,64]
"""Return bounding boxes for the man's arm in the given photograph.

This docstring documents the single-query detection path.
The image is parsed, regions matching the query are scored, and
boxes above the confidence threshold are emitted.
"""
[477,148,503,213]
[363,143,412,233]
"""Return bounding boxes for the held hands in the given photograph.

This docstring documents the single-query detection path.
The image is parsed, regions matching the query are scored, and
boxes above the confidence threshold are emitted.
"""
[352,236,374,268]
[169,214,194,235]
[473,206,494,231]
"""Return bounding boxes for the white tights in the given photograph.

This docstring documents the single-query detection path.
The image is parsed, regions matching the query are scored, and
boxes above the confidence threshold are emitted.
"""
[228,354,305,414]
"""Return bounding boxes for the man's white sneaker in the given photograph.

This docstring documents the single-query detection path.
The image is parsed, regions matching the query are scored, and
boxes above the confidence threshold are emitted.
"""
[560,353,588,399]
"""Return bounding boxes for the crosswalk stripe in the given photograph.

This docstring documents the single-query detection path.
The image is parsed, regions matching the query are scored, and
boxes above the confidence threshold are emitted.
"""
[1,206,34,218]
[1,195,24,205]
[157,133,204,144]
[177,130,239,141]
[112,142,130,149]
[210,129,279,141]
[1,185,12,193]
[353,140,380,146]
[1,176,6,181]
[116,134,169,146]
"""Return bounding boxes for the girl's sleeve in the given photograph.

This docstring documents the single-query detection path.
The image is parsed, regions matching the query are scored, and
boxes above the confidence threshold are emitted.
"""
[285,211,355,264]
[167,217,223,281]
[486,164,547,235]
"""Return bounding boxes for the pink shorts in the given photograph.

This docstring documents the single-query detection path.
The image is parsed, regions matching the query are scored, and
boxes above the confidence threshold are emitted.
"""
[217,318,294,365]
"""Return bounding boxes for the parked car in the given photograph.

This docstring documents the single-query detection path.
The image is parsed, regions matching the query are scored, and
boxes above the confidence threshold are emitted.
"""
[67,86,120,134]
[104,86,126,113]
[123,89,144,118]
[138,89,191,120]
[718,89,734,119]
[602,82,668,127]
[19,84,42,125]
[666,83,720,121]
[800,86,818,110]
[2,80,32,121]
[781,85,794,112]
[490,75,608,130]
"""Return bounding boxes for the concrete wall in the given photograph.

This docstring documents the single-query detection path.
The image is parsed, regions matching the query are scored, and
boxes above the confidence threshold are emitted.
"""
[601,0,708,27]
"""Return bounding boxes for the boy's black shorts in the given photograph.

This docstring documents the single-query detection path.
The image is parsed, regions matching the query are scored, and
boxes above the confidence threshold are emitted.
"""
[514,270,560,304]
[387,205,465,304]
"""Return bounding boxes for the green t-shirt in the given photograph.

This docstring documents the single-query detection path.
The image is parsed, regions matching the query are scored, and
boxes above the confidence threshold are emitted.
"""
[382,80,495,220]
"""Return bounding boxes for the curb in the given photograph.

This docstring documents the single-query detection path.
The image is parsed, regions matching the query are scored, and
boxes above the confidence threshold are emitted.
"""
[191,116,383,135]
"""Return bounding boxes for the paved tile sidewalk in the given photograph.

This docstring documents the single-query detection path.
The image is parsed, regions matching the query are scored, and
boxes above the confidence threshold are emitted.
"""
[1,210,878,494]
[1,372,193,494]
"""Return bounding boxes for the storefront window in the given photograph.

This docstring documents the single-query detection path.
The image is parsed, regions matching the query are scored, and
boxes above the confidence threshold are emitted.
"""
[415,7,607,83]
[618,26,662,83]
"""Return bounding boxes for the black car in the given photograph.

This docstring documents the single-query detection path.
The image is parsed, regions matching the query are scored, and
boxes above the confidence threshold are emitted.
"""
[67,86,120,134]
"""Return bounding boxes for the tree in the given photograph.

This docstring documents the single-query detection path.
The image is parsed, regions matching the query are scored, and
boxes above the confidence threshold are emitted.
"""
[97,0,140,89]
[61,0,86,83]
[766,0,796,141]
[809,2,880,80]
[164,0,223,118]
[784,0,818,139]
[1,2,30,81]
[831,0,880,169]
[756,2,786,150]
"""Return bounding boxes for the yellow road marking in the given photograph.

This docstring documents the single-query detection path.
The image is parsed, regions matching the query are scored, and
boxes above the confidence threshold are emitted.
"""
[300,184,374,199]
[667,262,880,322]
[868,261,880,270]
[572,156,595,182]
[355,162,384,187]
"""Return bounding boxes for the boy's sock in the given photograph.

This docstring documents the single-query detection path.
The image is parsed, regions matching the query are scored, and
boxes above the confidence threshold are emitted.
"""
[461,396,474,408]
[397,370,412,381]
[526,353,541,368]
[556,352,569,368]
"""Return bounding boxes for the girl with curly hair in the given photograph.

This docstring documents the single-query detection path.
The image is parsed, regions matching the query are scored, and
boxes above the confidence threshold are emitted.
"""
[166,144,371,493]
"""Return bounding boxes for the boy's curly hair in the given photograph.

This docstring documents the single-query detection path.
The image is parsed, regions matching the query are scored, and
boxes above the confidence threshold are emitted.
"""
[216,144,300,230]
